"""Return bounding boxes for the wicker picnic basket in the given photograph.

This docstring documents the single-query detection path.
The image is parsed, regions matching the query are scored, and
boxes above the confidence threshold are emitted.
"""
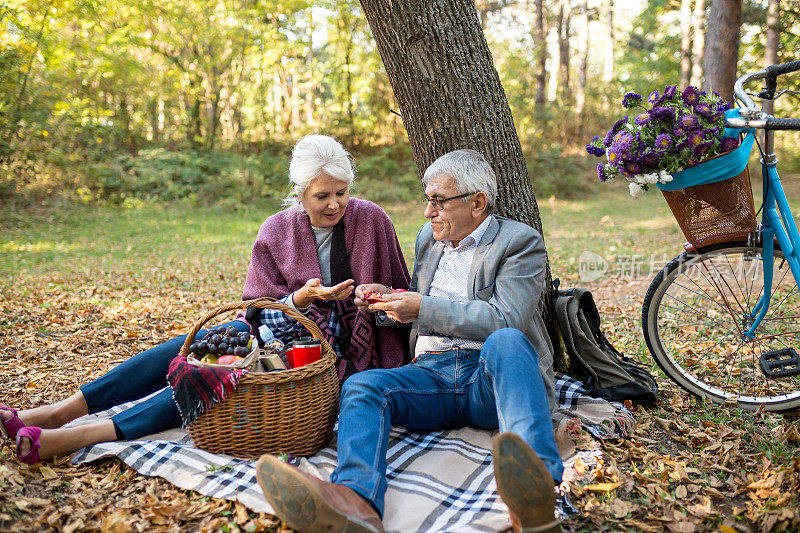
[660,149,757,249]
[179,298,339,458]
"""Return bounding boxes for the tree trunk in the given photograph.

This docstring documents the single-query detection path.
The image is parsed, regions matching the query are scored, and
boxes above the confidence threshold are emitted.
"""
[690,0,706,87]
[207,79,221,150]
[290,66,301,135]
[704,0,740,102]
[533,0,547,109]
[680,0,692,88]
[339,11,357,146]
[575,0,589,134]
[277,65,293,134]
[603,0,614,82]
[117,95,132,150]
[358,0,563,367]
[305,10,317,129]
[763,0,780,116]
[148,99,160,142]
[557,0,571,102]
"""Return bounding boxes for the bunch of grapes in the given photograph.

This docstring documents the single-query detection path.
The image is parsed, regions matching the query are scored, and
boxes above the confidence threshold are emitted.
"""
[190,325,252,363]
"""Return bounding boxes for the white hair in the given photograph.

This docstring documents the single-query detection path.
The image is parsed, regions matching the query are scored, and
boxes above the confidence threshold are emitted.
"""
[422,149,497,213]
[283,135,355,207]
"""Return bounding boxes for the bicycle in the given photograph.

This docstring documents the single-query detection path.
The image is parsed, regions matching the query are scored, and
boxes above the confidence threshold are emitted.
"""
[642,60,800,412]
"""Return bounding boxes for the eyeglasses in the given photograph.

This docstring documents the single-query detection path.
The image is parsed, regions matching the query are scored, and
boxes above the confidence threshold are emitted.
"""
[423,192,474,210]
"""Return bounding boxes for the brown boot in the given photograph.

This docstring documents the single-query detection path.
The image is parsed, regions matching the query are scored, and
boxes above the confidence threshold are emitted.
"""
[256,454,384,533]
[492,432,561,533]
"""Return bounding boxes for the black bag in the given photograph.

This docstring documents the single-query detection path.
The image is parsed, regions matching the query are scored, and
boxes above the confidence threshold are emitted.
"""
[553,283,658,405]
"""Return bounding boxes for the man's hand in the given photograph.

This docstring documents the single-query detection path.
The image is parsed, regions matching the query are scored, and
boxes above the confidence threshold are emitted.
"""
[354,283,390,313]
[293,278,354,309]
[369,291,422,323]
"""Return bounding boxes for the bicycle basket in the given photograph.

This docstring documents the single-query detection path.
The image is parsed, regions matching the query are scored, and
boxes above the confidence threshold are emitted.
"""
[658,132,757,248]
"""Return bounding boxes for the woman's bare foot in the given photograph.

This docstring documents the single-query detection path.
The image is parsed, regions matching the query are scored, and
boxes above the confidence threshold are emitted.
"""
[17,421,117,462]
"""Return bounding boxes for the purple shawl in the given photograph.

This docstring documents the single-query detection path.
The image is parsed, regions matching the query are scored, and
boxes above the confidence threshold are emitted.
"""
[238,197,411,379]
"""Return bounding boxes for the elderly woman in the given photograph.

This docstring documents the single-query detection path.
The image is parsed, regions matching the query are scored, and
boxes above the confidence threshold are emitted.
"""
[2,135,411,464]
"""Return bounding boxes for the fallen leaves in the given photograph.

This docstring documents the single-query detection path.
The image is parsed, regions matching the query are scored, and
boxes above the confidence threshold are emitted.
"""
[561,277,800,533]
[1,205,799,533]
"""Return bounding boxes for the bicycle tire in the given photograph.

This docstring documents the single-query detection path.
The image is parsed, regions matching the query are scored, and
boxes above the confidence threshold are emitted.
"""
[643,241,800,411]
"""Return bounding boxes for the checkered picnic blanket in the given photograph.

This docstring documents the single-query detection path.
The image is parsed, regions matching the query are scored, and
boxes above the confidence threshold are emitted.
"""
[70,373,629,533]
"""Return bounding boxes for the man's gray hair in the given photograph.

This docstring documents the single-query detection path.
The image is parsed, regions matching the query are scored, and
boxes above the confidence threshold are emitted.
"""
[283,134,355,207]
[422,149,497,213]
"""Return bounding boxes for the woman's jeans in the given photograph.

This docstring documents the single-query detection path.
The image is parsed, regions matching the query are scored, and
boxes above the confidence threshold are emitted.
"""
[330,327,563,517]
[79,320,250,440]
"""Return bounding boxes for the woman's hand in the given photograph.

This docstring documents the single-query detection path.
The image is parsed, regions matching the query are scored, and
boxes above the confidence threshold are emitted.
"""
[369,291,422,323]
[354,283,389,313]
[293,278,355,309]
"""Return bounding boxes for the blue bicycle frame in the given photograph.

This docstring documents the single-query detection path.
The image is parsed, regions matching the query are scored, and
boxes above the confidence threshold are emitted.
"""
[745,155,800,338]
[727,67,800,339]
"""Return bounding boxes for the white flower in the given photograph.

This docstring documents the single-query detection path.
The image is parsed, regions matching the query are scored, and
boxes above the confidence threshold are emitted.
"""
[644,172,659,184]
[658,170,673,183]
[629,182,644,198]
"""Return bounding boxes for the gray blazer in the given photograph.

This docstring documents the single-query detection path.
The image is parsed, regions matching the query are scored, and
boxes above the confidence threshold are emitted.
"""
[410,214,556,410]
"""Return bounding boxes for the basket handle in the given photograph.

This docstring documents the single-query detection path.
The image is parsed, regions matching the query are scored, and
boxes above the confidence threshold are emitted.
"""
[178,297,335,358]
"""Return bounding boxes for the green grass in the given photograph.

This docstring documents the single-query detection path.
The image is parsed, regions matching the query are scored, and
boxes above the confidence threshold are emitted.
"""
[0,184,673,296]
[3,165,799,292]
[538,183,684,284]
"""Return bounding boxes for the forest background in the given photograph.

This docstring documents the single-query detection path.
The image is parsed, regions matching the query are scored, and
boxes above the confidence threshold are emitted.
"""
[3,0,800,208]
[3,2,800,531]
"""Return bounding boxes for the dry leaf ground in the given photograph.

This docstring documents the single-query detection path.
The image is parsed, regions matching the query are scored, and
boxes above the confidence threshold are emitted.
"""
[1,193,799,532]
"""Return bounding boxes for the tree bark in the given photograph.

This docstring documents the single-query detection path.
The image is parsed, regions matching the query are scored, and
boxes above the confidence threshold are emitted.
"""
[358,0,563,366]
[679,0,692,88]
[704,0,740,102]
[533,0,547,109]
[763,0,780,116]
[690,0,706,87]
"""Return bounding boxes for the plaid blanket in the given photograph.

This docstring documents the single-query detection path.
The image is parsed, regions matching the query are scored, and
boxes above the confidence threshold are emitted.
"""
[167,355,246,427]
[70,373,630,533]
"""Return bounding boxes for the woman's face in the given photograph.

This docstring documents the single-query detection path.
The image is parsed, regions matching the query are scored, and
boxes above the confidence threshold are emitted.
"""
[300,174,350,228]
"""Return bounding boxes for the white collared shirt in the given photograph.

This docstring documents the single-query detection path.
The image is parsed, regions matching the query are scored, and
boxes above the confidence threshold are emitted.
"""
[414,215,492,357]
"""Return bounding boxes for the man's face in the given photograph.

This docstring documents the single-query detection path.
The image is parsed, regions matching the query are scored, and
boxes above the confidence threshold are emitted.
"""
[423,173,480,245]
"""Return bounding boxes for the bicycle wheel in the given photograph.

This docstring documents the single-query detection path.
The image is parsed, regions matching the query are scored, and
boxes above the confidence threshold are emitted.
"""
[643,241,800,411]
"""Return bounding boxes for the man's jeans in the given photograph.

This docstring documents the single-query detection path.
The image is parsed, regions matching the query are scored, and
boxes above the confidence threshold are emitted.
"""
[330,327,564,517]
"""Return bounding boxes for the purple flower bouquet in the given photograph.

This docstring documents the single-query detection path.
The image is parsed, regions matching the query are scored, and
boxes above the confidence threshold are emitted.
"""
[587,85,739,197]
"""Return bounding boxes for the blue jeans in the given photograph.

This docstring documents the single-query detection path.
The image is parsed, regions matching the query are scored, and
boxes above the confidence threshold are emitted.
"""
[80,320,250,440]
[329,327,563,517]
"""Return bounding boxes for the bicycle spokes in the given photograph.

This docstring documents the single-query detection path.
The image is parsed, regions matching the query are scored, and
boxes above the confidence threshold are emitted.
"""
[643,244,800,411]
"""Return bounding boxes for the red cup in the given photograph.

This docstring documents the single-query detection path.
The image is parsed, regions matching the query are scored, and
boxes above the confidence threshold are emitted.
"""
[284,348,294,368]
[292,338,322,367]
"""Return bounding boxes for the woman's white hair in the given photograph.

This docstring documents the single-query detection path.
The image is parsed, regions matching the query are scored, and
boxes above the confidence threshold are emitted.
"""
[422,149,497,213]
[283,134,355,207]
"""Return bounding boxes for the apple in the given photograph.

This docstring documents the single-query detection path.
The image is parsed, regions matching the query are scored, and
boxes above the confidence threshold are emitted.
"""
[217,355,244,366]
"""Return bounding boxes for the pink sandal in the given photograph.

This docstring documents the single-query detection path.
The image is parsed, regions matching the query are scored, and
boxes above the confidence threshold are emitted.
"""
[16,426,42,465]
[0,405,25,440]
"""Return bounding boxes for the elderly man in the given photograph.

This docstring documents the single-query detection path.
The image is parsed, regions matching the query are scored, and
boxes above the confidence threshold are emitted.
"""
[256,149,563,533]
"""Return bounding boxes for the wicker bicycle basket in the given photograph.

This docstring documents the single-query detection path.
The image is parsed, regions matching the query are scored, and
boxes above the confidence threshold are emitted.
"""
[180,298,339,458]
[661,162,757,248]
